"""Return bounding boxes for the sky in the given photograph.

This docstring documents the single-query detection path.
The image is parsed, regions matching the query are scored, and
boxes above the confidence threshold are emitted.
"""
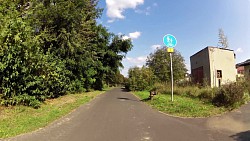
[97,0,250,76]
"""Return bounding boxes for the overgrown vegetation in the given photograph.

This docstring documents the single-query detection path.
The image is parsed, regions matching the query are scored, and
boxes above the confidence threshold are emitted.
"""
[212,82,246,108]
[134,91,226,117]
[135,80,250,111]
[0,0,131,108]
[133,79,250,117]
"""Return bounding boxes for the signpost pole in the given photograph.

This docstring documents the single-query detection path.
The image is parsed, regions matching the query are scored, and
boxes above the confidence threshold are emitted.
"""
[170,52,174,101]
[163,34,177,102]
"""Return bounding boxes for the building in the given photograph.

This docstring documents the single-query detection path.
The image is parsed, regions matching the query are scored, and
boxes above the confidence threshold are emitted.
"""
[236,59,250,78]
[236,66,244,78]
[190,46,236,87]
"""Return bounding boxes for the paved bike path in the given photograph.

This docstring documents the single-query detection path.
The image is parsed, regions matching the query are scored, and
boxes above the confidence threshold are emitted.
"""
[4,88,236,141]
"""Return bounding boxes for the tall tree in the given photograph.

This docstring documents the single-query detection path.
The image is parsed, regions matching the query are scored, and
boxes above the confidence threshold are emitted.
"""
[0,0,133,107]
[218,28,229,49]
[103,34,133,87]
[146,47,187,83]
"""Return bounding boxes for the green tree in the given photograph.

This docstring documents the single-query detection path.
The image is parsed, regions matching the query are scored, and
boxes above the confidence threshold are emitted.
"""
[103,34,133,88]
[127,66,156,91]
[0,1,70,108]
[146,47,187,83]
[29,0,103,91]
[0,0,133,107]
[31,0,132,91]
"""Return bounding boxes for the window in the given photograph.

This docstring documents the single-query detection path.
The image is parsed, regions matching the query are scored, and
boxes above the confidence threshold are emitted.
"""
[217,70,222,78]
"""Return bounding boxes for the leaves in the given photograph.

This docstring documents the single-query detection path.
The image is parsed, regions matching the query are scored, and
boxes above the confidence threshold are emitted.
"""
[0,0,132,107]
[126,66,157,91]
[146,47,187,83]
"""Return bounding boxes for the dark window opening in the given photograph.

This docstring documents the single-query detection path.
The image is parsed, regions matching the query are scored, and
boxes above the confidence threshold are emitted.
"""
[217,70,222,78]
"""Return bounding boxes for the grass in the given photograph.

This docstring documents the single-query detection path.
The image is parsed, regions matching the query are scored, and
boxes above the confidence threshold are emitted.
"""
[0,90,107,139]
[134,91,226,118]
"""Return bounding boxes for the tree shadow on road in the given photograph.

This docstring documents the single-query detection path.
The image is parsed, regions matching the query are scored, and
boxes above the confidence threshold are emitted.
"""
[117,97,139,102]
[230,130,250,141]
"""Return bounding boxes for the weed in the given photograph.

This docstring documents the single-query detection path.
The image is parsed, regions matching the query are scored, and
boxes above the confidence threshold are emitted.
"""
[134,91,225,117]
[212,82,245,108]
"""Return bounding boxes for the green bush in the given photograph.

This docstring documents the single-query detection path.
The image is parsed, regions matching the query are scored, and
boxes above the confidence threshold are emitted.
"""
[246,77,250,95]
[126,67,156,91]
[212,82,245,108]
[0,94,41,109]
[0,6,70,107]
[198,87,218,101]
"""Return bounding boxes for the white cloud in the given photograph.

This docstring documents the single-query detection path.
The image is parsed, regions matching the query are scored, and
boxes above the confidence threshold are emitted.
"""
[120,68,129,77]
[122,35,130,40]
[236,48,243,53]
[126,56,147,64]
[121,56,147,76]
[151,44,161,50]
[135,3,157,16]
[135,8,150,16]
[122,31,141,40]
[129,31,141,39]
[106,0,144,22]
[107,19,115,23]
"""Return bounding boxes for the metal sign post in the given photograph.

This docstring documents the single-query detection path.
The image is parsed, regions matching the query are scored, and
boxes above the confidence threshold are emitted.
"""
[163,34,177,102]
[170,52,174,101]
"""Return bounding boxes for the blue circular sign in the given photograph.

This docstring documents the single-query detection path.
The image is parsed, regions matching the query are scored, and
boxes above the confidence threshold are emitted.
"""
[163,34,177,48]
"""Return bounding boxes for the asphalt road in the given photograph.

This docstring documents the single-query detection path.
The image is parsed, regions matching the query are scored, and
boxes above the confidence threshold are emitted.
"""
[3,88,249,141]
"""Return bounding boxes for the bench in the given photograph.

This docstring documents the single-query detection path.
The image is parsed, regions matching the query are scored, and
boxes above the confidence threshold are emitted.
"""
[149,90,157,100]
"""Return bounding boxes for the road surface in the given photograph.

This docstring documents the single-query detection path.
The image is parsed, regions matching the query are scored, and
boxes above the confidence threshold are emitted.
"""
[3,88,249,141]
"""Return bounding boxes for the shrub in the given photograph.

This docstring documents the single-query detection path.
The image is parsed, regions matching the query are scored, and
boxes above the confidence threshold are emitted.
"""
[198,87,218,101]
[212,82,245,108]
[183,86,200,97]
[246,77,250,95]
[126,67,157,91]
[0,94,41,109]
[152,83,169,94]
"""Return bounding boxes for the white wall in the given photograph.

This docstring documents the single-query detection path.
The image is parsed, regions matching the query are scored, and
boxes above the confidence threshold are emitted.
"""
[208,47,236,87]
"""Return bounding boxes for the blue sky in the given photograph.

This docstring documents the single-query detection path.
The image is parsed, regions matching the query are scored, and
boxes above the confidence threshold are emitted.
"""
[98,0,250,76]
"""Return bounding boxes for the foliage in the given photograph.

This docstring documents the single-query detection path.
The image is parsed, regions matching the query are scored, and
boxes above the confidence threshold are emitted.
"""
[0,0,132,108]
[245,77,250,95]
[149,82,248,109]
[106,71,126,87]
[126,47,187,92]
[134,81,248,117]
[134,91,226,117]
[213,82,246,108]
[126,66,157,91]
[146,47,187,83]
